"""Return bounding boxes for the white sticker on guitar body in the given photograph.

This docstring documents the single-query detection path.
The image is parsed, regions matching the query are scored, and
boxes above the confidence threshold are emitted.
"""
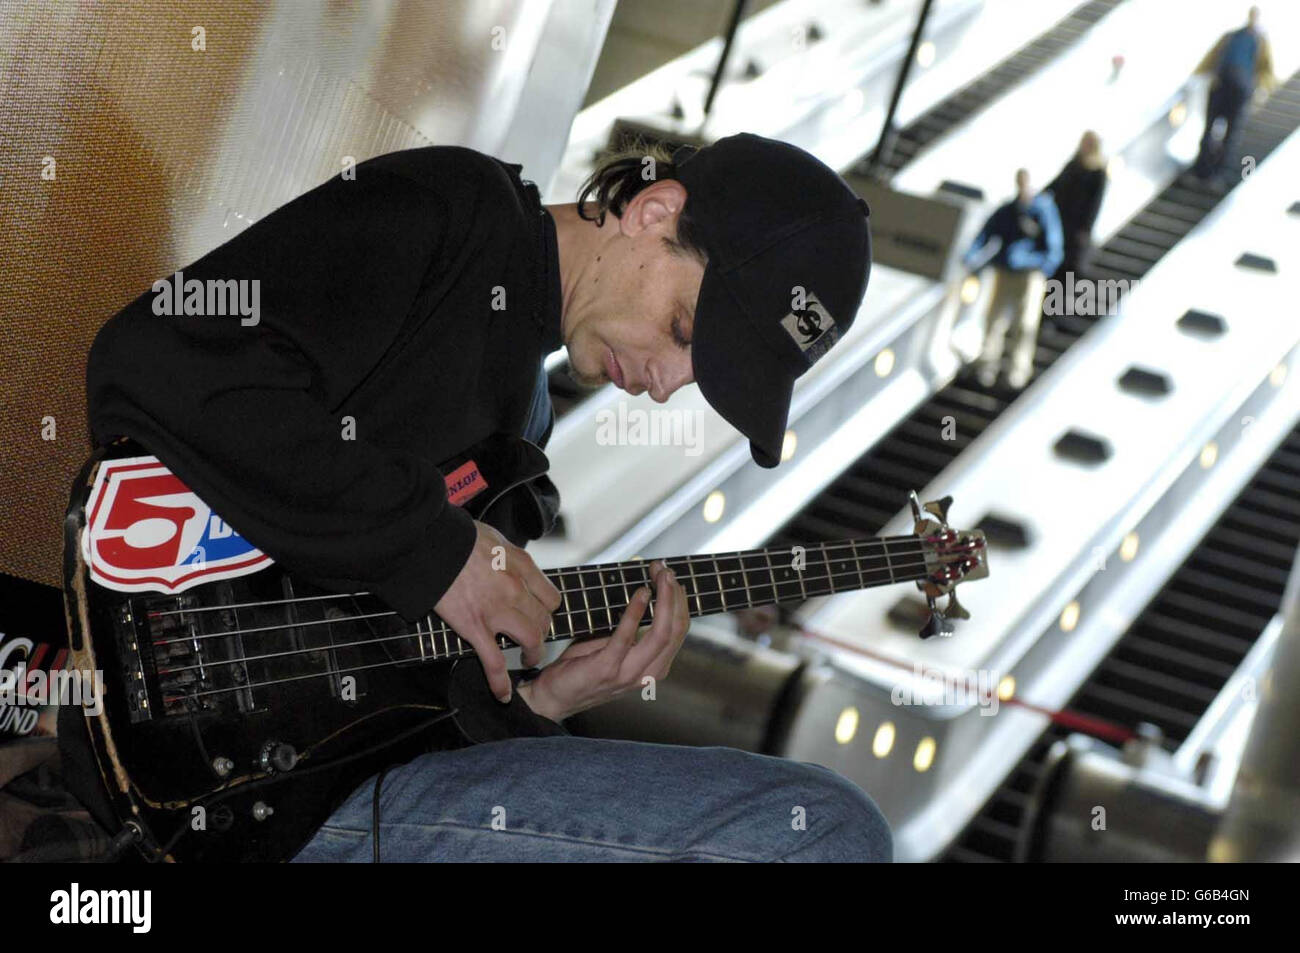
[82,456,273,594]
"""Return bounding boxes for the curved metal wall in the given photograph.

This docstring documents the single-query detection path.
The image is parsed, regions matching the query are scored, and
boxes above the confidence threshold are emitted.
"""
[0,0,612,586]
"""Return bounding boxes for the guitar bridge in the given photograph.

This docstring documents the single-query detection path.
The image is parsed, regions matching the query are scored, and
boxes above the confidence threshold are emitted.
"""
[137,585,260,720]
[112,602,153,723]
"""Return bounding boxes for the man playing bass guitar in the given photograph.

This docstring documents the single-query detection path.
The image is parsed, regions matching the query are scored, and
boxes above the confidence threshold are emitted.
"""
[69,133,888,862]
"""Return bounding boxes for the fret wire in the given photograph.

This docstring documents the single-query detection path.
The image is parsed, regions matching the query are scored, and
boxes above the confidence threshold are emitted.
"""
[737,552,754,609]
[558,577,574,641]
[820,541,836,594]
[670,553,691,605]
[713,555,728,611]
[835,543,854,594]
[795,544,808,600]
[602,568,617,631]
[578,566,595,639]
[762,546,780,606]
[849,539,867,590]
[621,562,639,622]
[883,536,896,583]
[683,555,703,616]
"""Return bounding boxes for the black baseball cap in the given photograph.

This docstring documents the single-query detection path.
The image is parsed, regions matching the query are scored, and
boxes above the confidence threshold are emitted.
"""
[673,133,872,468]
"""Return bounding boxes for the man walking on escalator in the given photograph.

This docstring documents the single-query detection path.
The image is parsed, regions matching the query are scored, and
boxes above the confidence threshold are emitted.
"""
[1192,5,1278,183]
[962,169,1063,391]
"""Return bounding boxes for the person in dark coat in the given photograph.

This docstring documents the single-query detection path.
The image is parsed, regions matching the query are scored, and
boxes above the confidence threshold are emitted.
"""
[1045,130,1108,284]
[1192,5,1278,181]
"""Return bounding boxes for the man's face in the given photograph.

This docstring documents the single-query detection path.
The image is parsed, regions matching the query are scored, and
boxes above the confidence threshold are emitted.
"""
[562,181,706,404]
[1015,169,1032,204]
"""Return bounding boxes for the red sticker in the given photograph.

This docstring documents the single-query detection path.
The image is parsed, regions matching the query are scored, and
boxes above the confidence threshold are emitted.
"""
[82,455,272,593]
[445,460,488,507]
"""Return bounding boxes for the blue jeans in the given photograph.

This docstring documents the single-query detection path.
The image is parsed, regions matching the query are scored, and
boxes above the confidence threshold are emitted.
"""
[291,736,892,862]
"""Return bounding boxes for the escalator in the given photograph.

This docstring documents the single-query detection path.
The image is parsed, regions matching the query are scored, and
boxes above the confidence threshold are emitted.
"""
[946,421,1300,862]
[767,67,1300,554]
[864,0,1125,177]
[549,0,1130,417]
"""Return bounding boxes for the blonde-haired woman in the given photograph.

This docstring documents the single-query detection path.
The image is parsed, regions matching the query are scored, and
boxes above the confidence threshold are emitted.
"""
[1045,131,1107,283]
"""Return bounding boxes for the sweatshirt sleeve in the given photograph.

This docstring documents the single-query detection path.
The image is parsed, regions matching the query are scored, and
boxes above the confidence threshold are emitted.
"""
[86,165,478,621]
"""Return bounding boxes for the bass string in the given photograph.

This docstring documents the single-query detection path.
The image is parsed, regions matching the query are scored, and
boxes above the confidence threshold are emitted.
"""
[144,535,945,618]
[150,553,942,649]
[156,556,943,694]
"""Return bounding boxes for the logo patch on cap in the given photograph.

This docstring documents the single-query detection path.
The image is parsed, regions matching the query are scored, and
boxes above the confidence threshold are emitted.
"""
[779,293,840,366]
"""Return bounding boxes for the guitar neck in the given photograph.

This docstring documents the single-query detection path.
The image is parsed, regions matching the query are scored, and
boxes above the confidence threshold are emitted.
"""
[421,535,932,659]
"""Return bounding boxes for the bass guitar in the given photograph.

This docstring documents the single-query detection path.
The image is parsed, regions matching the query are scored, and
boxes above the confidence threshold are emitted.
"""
[62,434,987,861]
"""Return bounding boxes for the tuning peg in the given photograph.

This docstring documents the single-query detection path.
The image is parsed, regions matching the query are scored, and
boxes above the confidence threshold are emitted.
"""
[945,590,971,621]
[923,496,953,525]
[908,490,924,523]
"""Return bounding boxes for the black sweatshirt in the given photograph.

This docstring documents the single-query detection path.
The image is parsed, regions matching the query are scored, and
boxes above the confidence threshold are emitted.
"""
[86,146,564,621]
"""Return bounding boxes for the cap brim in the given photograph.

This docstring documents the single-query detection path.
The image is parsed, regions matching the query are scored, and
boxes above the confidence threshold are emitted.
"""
[691,266,794,469]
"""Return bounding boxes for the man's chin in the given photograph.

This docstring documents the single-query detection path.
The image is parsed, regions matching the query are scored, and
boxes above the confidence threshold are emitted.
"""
[566,349,608,389]
[571,367,607,389]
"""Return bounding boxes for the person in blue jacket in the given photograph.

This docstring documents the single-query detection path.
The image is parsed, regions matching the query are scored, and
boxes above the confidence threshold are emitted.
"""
[963,168,1063,390]
[1192,6,1277,182]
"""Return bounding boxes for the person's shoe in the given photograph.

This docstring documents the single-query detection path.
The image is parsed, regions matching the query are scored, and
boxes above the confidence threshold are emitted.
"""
[1007,366,1032,389]
[976,366,999,389]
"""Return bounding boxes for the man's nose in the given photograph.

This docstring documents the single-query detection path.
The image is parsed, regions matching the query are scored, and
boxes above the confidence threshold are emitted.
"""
[648,358,694,403]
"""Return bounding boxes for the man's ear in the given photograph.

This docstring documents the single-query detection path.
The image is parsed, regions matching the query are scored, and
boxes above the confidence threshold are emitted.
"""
[621,179,688,236]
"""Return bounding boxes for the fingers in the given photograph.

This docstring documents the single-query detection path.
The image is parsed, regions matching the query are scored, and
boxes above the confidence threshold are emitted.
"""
[492,545,557,668]
[621,556,686,676]
[575,581,650,675]
[555,635,612,660]
[624,561,681,674]
[607,584,650,669]
[461,623,512,702]
[653,571,691,678]
[495,604,549,668]
[434,521,564,704]
[518,554,563,613]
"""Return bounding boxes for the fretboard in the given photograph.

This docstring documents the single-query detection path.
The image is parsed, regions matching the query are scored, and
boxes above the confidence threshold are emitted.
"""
[419,535,930,661]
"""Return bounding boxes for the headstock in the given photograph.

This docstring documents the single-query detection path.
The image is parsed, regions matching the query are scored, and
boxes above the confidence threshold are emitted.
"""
[910,491,989,639]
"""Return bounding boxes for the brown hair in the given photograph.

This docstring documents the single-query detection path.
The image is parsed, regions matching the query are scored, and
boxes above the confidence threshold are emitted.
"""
[576,140,709,265]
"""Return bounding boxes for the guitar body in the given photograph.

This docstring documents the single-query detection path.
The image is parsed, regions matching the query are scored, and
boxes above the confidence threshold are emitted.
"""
[62,435,552,863]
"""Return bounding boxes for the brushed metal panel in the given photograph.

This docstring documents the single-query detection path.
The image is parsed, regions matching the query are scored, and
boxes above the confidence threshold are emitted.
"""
[0,0,609,586]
